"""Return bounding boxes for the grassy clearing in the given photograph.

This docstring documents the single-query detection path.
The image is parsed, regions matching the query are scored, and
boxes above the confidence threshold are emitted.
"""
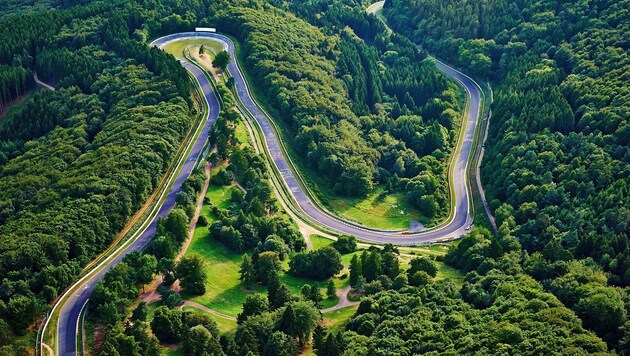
[162,39,223,60]
[182,306,237,334]
[322,306,358,334]
[310,234,333,250]
[435,261,464,286]
[327,185,424,230]
[187,214,263,317]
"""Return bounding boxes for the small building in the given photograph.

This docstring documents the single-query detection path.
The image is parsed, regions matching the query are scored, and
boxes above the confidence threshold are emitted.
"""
[195,27,216,33]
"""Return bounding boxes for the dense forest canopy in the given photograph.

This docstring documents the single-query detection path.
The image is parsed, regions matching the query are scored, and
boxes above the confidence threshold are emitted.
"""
[0,0,216,352]
[384,0,630,351]
[0,0,627,354]
[210,0,463,226]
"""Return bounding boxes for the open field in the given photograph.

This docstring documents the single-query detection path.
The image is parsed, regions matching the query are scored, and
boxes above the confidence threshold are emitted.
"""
[162,38,224,60]
[182,306,237,334]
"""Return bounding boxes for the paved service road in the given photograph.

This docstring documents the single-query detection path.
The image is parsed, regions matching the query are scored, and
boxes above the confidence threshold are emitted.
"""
[151,32,481,245]
[53,48,220,355]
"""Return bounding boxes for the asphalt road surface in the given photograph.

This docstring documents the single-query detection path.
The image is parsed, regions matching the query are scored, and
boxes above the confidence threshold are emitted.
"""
[54,48,220,355]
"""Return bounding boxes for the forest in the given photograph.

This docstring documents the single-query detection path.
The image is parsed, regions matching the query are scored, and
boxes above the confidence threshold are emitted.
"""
[384,0,630,351]
[0,0,214,353]
[0,0,627,354]
[211,0,461,222]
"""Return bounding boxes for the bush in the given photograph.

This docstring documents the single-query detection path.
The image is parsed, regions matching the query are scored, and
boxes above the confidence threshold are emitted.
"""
[332,235,357,254]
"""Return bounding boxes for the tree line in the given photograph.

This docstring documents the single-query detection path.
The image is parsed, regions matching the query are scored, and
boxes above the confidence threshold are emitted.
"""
[383,0,629,350]
[0,0,224,353]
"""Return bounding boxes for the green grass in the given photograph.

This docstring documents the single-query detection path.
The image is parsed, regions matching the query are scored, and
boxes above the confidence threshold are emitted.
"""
[322,306,358,333]
[187,217,263,317]
[161,347,182,356]
[435,261,464,287]
[234,117,252,148]
[182,306,237,334]
[162,39,223,60]
[327,185,425,230]
[310,234,333,250]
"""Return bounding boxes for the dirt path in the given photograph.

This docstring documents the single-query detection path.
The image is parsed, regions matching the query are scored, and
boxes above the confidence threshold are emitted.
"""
[192,50,223,81]
[181,300,236,321]
[321,286,358,313]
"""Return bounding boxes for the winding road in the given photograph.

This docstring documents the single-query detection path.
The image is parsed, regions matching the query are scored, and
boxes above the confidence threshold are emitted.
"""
[48,6,487,353]
[151,32,481,245]
[44,48,220,356]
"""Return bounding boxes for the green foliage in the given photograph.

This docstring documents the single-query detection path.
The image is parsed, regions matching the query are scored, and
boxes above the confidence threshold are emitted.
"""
[254,251,282,285]
[326,279,337,299]
[213,0,459,200]
[331,235,357,254]
[289,246,343,280]
[239,253,256,287]
[384,0,629,348]
[176,254,207,295]
[212,50,231,71]
[343,280,607,354]
[151,306,184,343]
[238,293,269,324]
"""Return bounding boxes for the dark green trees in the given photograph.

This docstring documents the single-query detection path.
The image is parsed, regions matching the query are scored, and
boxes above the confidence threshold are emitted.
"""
[176,254,207,295]
[212,50,231,71]
[289,247,343,280]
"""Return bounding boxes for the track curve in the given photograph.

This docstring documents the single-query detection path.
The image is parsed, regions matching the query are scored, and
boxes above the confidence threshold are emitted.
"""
[151,32,481,245]
[50,56,220,356]
[52,25,484,354]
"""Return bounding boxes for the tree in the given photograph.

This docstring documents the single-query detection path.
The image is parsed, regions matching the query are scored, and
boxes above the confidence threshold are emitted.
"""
[131,302,149,321]
[199,45,206,55]
[332,235,357,254]
[183,325,222,356]
[151,306,183,343]
[176,254,207,295]
[309,284,322,308]
[289,247,343,280]
[350,254,362,287]
[5,296,38,334]
[319,332,341,356]
[135,254,157,293]
[300,284,311,300]
[263,331,298,356]
[393,273,408,290]
[287,301,321,346]
[238,294,269,324]
[165,208,189,243]
[326,279,337,299]
[272,284,292,310]
[312,325,326,354]
[125,321,161,356]
[575,288,626,337]
[278,304,298,337]
[159,258,177,286]
[407,257,438,278]
[256,251,282,285]
[212,50,231,71]
[239,254,256,287]
[409,270,432,286]
[362,251,382,282]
